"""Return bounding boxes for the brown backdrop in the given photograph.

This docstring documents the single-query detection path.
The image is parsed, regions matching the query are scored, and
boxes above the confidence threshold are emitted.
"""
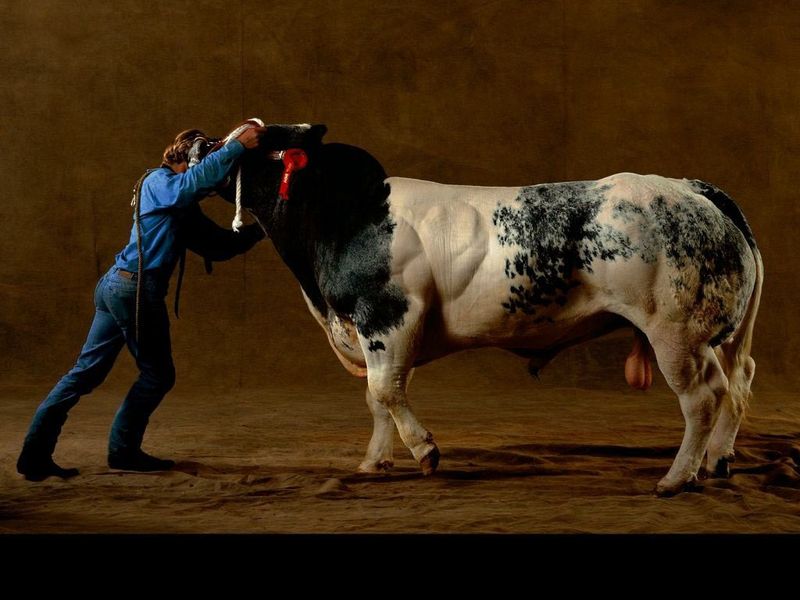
[1,0,797,395]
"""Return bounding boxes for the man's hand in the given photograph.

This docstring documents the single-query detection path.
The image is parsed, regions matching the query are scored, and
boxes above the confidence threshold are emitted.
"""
[237,126,267,150]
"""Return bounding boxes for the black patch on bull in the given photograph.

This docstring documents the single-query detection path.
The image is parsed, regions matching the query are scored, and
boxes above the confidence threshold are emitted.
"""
[492,182,633,316]
[612,193,751,342]
[689,180,757,250]
[227,129,408,341]
[649,195,746,290]
[612,195,748,285]
[368,340,386,352]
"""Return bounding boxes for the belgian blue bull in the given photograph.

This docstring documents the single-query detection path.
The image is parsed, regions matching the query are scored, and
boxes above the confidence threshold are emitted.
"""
[210,122,762,496]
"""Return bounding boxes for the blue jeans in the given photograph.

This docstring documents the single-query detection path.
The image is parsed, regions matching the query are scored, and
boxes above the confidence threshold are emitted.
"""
[22,266,176,457]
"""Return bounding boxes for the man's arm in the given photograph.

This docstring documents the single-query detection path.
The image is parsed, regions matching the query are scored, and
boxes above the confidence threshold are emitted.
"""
[181,203,265,268]
[149,140,246,210]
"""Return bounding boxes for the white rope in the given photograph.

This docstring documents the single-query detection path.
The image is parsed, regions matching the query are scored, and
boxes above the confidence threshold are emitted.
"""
[232,165,243,232]
[225,117,265,232]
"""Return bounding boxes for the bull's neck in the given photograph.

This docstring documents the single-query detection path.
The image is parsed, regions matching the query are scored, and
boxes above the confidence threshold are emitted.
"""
[250,142,392,317]
[252,190,329,315]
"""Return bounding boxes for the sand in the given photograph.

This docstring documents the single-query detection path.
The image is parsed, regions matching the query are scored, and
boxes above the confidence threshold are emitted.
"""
[2,348,799,533]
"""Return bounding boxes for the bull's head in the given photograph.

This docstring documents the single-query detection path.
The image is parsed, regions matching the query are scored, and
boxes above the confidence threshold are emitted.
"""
[216,122,328,231]
[187,121,327,170]
[250,123,327,200]
[258,122,328,151]
[185,121,327,234]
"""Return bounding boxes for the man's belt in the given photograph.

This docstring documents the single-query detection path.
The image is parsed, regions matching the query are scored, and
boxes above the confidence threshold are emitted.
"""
[117,269,138,281]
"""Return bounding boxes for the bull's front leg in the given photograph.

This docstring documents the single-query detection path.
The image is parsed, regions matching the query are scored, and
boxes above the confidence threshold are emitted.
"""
[357,296,439,475]
[358,385,395,472]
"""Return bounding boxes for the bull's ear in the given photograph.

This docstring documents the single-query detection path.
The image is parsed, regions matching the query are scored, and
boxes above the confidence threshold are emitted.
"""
[309,124,327,144]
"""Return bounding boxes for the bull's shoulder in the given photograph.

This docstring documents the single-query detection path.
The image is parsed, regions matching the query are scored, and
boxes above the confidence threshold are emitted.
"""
[385,179,493,258]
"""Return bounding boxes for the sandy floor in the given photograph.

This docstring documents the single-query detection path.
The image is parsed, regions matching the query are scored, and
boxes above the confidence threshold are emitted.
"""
[2,352,799,533]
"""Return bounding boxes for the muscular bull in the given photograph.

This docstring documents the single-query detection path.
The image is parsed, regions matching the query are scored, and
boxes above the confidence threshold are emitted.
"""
[212,122,762,496]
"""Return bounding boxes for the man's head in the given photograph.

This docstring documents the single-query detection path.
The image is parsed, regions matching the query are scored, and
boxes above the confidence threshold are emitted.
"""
[161,129,209,172]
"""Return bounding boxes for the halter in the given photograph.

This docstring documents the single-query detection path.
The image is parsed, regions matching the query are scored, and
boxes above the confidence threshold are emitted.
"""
[219,119,310,231]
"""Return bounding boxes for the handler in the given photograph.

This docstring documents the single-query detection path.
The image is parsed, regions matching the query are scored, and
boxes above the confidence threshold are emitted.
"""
[17,125,266,481]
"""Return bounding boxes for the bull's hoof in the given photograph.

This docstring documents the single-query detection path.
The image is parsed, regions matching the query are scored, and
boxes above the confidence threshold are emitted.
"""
[358,459,394,473]
[710,455,734,479]
[419,445,440,476]
[655,475,701,497]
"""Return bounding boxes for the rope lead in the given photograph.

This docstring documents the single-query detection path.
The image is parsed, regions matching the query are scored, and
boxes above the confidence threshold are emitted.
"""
[223,117,265,232]
[131,172,148,346]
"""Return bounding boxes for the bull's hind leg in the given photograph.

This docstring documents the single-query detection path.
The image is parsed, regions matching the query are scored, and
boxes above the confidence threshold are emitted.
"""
[706,346,756,478]
[707,247,763,478]
[651,336,729,496]
[357,297,439,475]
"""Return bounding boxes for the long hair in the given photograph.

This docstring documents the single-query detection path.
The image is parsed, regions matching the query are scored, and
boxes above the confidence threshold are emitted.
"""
[161,128,207,167]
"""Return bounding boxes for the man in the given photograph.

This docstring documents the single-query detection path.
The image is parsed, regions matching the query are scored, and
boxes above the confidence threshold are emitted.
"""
[16,125,266,481]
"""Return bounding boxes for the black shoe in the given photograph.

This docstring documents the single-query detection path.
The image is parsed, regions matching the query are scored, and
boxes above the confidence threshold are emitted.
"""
[108,449,175,472]
[17,454,79,482]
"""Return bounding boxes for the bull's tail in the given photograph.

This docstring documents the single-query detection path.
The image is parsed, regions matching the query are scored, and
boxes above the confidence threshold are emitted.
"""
[688,178,762,404]
[703,245,763,475]
[692,180,764,474]
[717,245,763,409]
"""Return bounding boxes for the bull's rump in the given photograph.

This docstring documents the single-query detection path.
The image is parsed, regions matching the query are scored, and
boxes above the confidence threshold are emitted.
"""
[385,173,756,353]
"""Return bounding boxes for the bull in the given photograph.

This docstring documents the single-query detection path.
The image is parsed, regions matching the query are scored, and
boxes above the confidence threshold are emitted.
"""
[208,122,762,496]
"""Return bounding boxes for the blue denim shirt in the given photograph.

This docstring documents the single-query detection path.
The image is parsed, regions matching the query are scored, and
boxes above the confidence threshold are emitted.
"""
[114,139,246,276]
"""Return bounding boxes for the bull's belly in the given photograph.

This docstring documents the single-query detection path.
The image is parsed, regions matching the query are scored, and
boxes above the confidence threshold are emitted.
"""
[412,261,626,363]
[324,299,627,370]
[414,304,628,366]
